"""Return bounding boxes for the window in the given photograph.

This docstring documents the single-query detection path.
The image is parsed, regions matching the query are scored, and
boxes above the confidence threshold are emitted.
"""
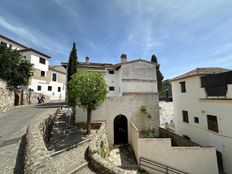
[109,86,115,91]
[37,86,41,91]
[207,115,219,133]
[52,73,57,82]
[1,41,7,46]
[194,117,199,124]
[41,71,45,77]
[58,87,61,92]
[182,110,189,123]
[180,81,186,93]
[109,70,114,74]
[39,57,46,64]
[48,86,52,91]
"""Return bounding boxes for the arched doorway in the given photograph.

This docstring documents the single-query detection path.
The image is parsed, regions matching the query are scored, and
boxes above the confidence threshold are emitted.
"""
[114,115,128,144]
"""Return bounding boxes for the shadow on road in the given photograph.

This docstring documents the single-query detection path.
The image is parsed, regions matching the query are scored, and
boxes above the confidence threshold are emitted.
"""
[14,134,26,174]
[34,101,65,109]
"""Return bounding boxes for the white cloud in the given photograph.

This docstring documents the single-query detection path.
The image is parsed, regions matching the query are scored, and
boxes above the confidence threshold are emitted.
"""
[0,16,68,55]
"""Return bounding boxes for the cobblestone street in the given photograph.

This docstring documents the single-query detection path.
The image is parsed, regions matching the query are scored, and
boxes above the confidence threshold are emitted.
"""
[0,102,63,174]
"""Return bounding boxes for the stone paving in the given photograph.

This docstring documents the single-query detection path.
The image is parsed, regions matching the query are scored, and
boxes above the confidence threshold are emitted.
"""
[0,101,63,174]
[108,145,138,173]
[49,112,98,174]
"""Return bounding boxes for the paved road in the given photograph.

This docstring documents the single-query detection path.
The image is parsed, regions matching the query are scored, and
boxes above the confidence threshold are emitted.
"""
[0,102,62,174]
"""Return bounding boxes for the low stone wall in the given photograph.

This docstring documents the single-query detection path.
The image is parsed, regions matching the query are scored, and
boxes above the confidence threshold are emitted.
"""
[22,90,50,105]
[24,108,59,174]
[159,127,198,146]
[0,79,50,112]
[88,123,125,174]
[0,80,14,112]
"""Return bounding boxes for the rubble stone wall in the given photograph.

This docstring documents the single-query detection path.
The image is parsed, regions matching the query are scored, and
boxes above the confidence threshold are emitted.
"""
[24,108,59,174]
[0,80,14,112]
[88,123,126,174]
[0,80,50,112]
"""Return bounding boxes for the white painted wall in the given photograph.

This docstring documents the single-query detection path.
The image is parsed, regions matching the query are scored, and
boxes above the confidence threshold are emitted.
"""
[172,76,232,173]
[121,61,158,94]
[76,93,159,144]
[22,52,49,71]
[104,70,119,97]
[129,121,218,174]
[75,60,159,146]
[29,78,66,100]
[138,138,218,174]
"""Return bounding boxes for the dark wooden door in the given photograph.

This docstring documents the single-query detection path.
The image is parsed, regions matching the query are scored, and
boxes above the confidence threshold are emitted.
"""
[114,115,128,144]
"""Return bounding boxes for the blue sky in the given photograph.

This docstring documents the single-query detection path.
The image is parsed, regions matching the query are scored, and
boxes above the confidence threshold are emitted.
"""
[0,0,232,79]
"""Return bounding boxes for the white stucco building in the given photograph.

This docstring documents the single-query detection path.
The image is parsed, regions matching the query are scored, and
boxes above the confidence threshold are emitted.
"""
[0,34,66,100]
[63,54,160,144]
[171,67,232,174]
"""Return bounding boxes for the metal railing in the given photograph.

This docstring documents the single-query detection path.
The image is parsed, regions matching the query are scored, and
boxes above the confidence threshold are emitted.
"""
[139,157,188,174]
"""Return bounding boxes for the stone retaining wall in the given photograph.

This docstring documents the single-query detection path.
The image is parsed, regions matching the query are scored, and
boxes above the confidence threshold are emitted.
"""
[0,80,50,112]
[24,108,59,174]
[159,127,198,146]
[0,80,14,112]
[88,123,126,174]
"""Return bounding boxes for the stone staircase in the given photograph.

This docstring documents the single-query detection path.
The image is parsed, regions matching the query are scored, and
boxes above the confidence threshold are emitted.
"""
[48,110,97,174]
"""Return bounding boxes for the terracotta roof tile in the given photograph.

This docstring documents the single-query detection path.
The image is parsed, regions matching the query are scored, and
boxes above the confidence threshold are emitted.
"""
[170,67,229,82]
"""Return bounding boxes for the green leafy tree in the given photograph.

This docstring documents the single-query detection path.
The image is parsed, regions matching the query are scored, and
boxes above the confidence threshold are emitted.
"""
[68,70,107,134]
[151,54,164,93]
[0,44,33,88]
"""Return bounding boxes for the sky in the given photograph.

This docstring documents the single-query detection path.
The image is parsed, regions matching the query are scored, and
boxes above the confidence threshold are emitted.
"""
[0,0,232,79]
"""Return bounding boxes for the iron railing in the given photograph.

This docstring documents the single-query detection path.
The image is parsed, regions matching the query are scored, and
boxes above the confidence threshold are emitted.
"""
[139,157,188,174]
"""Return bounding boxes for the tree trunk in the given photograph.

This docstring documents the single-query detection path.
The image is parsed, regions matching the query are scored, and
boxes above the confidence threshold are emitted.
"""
[86,108,92,135]
[71,105,76,126]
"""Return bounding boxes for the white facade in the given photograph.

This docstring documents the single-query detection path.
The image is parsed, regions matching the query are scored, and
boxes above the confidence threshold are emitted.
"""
[129,121,218,174]
[75,59,160,144]
[0,34,66,100]
[171,73,232,173]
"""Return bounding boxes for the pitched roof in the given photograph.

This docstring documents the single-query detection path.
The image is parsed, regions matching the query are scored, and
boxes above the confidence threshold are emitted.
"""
[0,34,28,49]
[115,59,159,70]
[49,65,66,74]
[170,67,229,82]
[61,59,158,70]
[19,48,51,58]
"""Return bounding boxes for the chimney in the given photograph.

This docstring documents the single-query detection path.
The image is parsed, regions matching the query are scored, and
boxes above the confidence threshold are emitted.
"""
[85,56,89,63]
[120,53,127,63]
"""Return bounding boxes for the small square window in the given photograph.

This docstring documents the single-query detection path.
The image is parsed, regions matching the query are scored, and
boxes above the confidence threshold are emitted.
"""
[41,71,45,77]
[109,86,115,91]
[52,73,57,82]
[37,86,41,91]
[39,57,46,64]
[109,70,114,74]
[48,86,52,91]
[58,87,61,92]
[180,81,186,93]
[194,117,199,124]
[182,110,189,123]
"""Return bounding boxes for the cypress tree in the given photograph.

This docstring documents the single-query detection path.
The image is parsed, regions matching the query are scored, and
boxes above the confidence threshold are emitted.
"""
[67,42,78,83]
[67,42,78,124]
[151,54,164,93]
